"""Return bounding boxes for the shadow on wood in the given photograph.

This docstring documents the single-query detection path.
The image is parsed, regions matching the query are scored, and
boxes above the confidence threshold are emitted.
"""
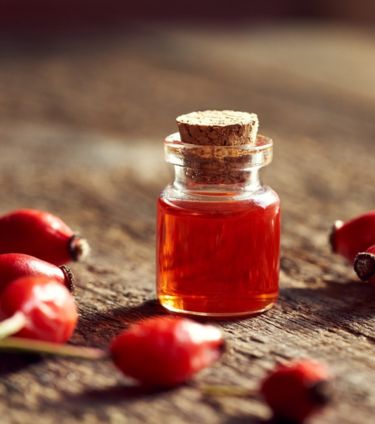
[224,414,267,424]
[280,281,375,341]
[75,299,167,346]
[61,383,175,404]
[0,353,41,376]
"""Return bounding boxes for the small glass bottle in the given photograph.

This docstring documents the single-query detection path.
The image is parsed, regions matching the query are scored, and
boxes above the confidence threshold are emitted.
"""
[156,111,280,317]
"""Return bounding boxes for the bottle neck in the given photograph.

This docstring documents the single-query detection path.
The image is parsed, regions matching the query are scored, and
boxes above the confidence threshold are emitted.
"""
[172,166,263,198]
[163,133,273,201]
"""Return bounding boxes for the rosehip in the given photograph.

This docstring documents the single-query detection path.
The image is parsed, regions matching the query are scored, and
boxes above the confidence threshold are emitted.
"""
[260,360,332,423]
[0,253,74,294]
[110,316,225,387]
[330,210,375,262]
[0,209,90,265]
[0,276,78,343]
[354,243,375,285]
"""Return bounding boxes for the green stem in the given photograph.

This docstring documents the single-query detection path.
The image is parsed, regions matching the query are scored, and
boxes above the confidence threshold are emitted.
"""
[0,312,27,340]
[200,384,255,398]
[0,337,108,360]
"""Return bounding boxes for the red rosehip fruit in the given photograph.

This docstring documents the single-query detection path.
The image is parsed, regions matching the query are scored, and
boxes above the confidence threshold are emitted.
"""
[260,360,331,423]
[0,209,89,265]
[0,253,74,294]
[110,316,225,387]
[0,276,78,343]
[330,210,375,262]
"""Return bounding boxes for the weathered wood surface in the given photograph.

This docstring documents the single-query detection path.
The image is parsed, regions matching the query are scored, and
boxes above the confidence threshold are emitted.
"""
[0,23,375,424]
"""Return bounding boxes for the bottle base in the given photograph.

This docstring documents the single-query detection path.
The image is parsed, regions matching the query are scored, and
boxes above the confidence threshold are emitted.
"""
[158,295,277,319]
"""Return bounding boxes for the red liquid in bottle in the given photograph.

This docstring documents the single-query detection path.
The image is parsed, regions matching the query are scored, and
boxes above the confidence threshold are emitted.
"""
[157,190,280,316]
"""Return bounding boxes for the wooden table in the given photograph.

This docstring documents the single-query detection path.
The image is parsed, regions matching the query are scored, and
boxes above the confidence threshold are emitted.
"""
[0,23,374,424]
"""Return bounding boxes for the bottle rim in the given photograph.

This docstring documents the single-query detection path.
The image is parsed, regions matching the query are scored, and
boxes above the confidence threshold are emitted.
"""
[164,132,273,170]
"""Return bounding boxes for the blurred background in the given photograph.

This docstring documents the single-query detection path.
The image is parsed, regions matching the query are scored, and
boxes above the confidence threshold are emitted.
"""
[0,0,374,139]
[0,0,374,223]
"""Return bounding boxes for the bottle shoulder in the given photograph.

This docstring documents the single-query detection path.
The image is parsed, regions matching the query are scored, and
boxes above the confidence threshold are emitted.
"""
[159,184,279,209]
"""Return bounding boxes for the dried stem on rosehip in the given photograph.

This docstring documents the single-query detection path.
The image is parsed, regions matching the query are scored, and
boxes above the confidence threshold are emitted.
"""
[354,251,375,282]
[59,265,75,292]
[69,235,90,262]
[0,337,108,360]
[307,380,333,407]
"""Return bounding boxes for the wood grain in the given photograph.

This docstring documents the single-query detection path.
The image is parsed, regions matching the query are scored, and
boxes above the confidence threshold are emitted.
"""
[0,23,374,424]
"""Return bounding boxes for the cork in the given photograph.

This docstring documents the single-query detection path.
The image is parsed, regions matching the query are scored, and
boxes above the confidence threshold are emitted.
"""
[176,110,258,146]
[173,110,260,185]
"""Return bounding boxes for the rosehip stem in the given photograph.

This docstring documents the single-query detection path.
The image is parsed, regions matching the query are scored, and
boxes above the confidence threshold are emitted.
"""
[354,252,375,281]
[200,384,256,398]
[0,337,108,360]
[69,235,90,262]
[0,312,27,340]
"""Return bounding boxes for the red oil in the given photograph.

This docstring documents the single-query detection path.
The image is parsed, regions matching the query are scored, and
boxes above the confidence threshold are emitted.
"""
[157,191,280,317]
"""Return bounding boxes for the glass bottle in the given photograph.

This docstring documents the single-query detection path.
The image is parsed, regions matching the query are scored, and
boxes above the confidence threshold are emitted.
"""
[156,130,280,317]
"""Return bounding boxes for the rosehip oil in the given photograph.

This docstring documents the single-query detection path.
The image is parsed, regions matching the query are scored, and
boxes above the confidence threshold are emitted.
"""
[157,111,281,317]
[157,194,280,316]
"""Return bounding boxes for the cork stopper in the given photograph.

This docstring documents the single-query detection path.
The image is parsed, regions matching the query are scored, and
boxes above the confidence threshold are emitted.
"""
[172,110,263,185]
[177,110,258,146]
